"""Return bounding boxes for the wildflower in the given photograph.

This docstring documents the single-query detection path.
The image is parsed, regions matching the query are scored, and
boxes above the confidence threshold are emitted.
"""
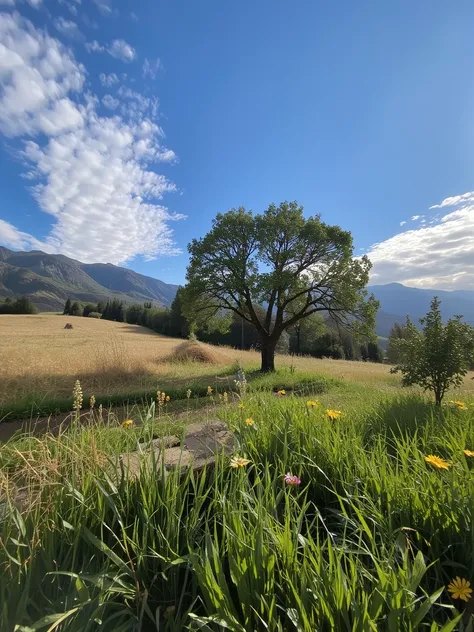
[245,418,254,426]
[207,386,213,394]
[464,449,474,457]
[424,455,451,470]
[122,419,134,428]
[238,403,245,409]
[98,403,103,421]
[447,577,472,602]
[165,395,171,402]
[89,394,96,409]
[230,456,251,468]
[223,391,228,404]
[73,379,83,411]
[186,389,192,399]
[326,409,342,421]
[449,400,468,411]
[277,389,286,396]
[284,473,301,487]
[306,400,319,408]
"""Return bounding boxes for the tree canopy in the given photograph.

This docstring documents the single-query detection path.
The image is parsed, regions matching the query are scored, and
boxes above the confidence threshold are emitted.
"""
[184,201,378,371]
[391,297,474,405]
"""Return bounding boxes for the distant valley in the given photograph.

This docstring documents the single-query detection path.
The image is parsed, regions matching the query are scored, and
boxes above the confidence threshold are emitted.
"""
[2,248,474,337]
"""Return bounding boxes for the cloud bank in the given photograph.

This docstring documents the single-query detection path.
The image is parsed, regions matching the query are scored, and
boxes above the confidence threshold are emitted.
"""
[368,193,474,289]
[0,12,181,265]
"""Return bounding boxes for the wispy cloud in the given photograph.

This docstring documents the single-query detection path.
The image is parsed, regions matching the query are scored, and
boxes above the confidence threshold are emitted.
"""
[368,193,474,289]
[108,39,136,62]
[143,57,162,79]
[91,0,112,15]
[400,221,407,226]
[54,17,83,40]
[85,38,136,62]
[411,215,420,221]
[99,72,119,87]
[102,94,119,109]
[130,11,138,21]
[0,12,182,265]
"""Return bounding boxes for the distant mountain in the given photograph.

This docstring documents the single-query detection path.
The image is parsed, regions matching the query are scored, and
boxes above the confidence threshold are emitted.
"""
[0,249,179,312]
[368,283,474,336]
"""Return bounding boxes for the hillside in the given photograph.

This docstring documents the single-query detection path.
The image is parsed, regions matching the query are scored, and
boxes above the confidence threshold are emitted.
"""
[369,283,474,336]
[0,249,179,311]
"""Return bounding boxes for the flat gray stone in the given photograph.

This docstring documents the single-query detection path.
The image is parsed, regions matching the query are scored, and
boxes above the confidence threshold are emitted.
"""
[117,420,234,479]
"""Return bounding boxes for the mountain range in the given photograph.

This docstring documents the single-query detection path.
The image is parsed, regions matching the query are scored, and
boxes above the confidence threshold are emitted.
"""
[0,247,179,311]
[369,283,474,337]
[1,248,474,337]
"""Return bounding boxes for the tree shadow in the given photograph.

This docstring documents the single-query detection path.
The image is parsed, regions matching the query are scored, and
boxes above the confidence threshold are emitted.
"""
[362,395,442,448]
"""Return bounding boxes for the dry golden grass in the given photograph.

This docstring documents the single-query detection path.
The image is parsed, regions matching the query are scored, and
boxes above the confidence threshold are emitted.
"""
[1,313,473,406]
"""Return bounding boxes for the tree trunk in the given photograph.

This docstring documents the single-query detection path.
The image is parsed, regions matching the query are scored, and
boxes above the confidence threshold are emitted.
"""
[260,339,277,373]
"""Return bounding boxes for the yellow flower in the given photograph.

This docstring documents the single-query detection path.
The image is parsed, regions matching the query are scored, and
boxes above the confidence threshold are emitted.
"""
[306,400,320,408]
[277,389,286,396]
[207,386,213,394]
[122,419,134,428]
[238,403,245,409]
[245,418,254,426]
[447,577,472,602]
[326,409,342,421]
[424,455,450,470]
[464,449,474,457]
[230,456,251,468]
[165,395,171,402]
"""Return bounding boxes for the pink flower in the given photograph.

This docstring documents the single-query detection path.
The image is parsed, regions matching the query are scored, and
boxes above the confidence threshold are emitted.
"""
[284,473,301,487]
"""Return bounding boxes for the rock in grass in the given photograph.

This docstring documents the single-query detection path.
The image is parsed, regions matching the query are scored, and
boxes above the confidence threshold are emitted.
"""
[117,420,234,479]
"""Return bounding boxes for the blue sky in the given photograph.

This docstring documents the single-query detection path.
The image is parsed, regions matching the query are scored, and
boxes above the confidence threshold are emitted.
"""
[1,0,474,289]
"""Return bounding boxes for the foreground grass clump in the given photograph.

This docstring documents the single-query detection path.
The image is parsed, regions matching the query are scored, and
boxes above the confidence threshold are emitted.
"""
[1,393,474,630]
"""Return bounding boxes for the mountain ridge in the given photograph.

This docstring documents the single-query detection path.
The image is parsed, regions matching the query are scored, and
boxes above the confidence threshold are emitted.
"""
[0,249,179,312]
[1,249,474,335]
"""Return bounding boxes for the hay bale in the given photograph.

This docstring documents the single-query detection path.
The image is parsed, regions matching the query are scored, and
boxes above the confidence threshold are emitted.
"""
[64,323,73,330]
[167,340,228,364]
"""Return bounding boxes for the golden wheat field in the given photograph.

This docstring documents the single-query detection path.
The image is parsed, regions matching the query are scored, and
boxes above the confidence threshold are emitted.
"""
[1,313,473,406]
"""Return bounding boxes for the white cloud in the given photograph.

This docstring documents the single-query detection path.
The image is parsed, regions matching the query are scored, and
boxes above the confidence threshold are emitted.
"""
[102,93,119,109]
[130,11,138,21]
[85,38,136,62]
[400,221,407,226]
[117,85,161,121]
[108,39,136,62]
[0,0,16,6]
[99,72,118,87]
[92,0,111,15]
[143,57,161,79]
[57,0,80,16]
[0,12,85,136]
[85,39,104,53]
[0,219,49,251]
[0,12,182,265]
[54,17,82,39]
[411,215,420,221]
[367,193,474,289]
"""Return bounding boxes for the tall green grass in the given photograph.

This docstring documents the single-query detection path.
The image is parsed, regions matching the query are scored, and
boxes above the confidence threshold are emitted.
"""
[1,390,473,630]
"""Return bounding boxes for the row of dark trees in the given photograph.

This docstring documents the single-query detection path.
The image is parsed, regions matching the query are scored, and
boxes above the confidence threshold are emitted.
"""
[62,289,384,362]
[0,296,37,314]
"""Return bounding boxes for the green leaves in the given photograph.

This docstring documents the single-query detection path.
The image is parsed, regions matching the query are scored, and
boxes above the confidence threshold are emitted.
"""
[391,297,473,404]
[185,201,377,371]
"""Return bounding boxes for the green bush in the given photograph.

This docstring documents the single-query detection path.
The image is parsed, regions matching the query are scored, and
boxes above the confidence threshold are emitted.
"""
[87,311,102,319]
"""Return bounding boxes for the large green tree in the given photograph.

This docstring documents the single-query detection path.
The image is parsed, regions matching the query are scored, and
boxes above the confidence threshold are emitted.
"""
[184,201,377,372]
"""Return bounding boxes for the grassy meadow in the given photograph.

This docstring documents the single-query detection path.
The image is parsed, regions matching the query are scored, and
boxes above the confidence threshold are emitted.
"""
[1,313,474,630]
